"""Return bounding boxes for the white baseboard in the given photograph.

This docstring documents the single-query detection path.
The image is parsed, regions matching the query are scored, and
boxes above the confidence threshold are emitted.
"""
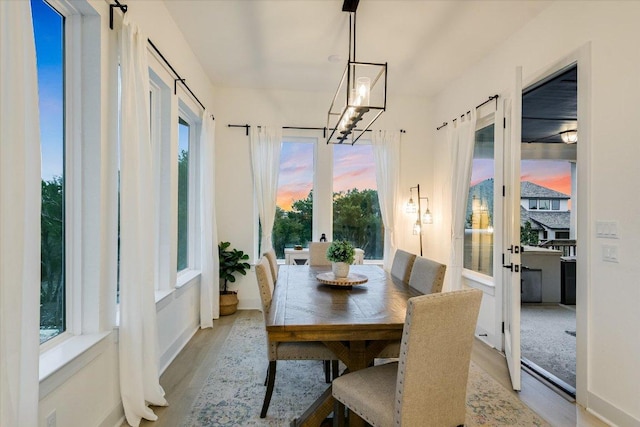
[159,321,199,374]
[588,391,640,427]
[100,402,124,427]
[238,298,261,311]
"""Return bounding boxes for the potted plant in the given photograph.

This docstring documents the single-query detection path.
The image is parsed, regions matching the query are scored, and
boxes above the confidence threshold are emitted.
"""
[326,240,355,278]
[218,241,251,315]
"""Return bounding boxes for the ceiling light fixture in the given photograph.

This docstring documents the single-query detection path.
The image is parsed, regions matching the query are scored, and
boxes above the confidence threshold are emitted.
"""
[326,0,387,145]
[560,129,578,144]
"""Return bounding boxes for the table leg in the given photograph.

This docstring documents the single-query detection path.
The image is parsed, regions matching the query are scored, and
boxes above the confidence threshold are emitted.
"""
[291,386,334,427]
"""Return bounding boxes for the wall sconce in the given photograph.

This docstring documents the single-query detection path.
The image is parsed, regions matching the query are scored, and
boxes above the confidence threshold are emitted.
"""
[560,129,578,144]
[406,184,432,256]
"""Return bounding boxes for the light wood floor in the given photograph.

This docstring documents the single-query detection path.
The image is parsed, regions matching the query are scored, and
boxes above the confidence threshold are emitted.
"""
[132,310,608,427]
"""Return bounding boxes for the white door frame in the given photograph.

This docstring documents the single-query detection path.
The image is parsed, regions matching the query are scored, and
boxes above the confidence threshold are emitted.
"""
[517,43,591,406]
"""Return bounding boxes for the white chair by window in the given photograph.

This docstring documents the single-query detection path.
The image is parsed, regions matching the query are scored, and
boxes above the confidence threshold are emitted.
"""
[308,241,332,266]
[332,288,483,427]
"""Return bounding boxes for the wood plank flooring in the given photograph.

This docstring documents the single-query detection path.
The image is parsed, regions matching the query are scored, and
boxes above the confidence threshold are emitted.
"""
[131,310,608,427]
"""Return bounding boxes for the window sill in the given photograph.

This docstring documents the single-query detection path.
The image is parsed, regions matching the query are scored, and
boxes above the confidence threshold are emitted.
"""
[39,331,112,399]
[176,269,200,289]
[462,269,496,296]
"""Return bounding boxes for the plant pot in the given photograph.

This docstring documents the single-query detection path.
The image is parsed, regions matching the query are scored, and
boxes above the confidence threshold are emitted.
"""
[220,292,239,316]
[332,262,350,279]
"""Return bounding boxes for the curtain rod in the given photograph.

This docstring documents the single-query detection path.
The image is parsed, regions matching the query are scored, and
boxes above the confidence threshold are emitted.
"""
[227,124,406,137]
[108,1,214,120]
[436,95,499,131]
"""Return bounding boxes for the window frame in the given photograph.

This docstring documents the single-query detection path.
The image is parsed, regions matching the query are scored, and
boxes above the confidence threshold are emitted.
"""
[175,96,202,285]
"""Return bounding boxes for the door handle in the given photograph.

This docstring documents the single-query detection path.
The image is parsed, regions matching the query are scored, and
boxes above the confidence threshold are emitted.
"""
[503,263,520,272]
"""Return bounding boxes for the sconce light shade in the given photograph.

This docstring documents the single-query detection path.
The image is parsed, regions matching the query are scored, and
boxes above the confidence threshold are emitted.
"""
[422,209,433,224]
[560,129,578,144]
[412,219,421,235]
[406,197,417,214]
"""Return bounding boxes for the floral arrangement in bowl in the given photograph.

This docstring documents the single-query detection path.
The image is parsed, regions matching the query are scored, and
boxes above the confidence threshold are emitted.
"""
[326,240,355,265]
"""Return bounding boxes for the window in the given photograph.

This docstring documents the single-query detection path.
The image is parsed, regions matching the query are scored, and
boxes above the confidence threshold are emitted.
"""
[552,199,560,210]
[529,199,537,210]
[464,123,494,277]
[333,143,383,260]
[272,140,314,258]
[538,199,550,210]
[177,117,190,272]
[556,231,570,239]
[33,0,66,344]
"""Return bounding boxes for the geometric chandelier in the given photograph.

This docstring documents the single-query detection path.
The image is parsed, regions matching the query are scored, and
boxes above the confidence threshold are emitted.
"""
[326,0,387,145]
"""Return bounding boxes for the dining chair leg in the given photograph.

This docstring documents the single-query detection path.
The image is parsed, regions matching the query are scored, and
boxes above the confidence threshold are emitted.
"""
[260,361,277,418]
[333,399,345,427]
[263,363,270,386]
[331,360,339,380]
[324,360,331,383]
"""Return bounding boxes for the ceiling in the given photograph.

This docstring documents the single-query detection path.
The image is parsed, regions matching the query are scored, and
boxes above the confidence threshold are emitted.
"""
[162,0,553,97]
[522,66,577,144]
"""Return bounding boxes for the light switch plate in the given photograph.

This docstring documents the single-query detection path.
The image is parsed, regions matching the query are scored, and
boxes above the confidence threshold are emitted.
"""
[602,244,619,263]
[596,221,619,239]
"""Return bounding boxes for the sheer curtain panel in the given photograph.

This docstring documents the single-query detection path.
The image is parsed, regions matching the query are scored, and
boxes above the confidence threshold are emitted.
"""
[250,125,282,253]
[448,110,477,291]
[118,17,167,426]
[0,3,41,426]
[372,130,401,270]
[199,114,219,325]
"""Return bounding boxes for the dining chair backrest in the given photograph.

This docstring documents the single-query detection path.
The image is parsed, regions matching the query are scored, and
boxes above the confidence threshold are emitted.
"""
[407,256,446,295]
[309,242,332,266]
[395,288,482,425]
[390,249,416,284]
[263,248,278,282]
[255,257,274,312]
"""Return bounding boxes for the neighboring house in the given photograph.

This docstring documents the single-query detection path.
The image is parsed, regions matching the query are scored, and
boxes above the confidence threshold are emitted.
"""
[520,181,571,242]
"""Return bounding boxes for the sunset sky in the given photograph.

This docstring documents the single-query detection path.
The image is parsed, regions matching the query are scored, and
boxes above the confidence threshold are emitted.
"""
[276,142,378,211]
[279,144,572,212]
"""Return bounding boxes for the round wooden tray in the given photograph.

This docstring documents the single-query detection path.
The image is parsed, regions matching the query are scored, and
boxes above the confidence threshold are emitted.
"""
[316,272,368,287]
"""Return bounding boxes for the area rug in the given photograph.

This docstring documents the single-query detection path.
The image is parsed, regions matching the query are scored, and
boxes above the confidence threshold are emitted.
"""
[183,312,549,426]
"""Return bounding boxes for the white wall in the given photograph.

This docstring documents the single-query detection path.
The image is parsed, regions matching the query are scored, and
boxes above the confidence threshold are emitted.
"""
[431,2,640,425]
[212,86,435,309]
[37,1,214,426]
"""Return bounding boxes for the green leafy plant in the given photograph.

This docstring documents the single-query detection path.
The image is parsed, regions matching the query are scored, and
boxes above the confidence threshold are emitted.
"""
[218,241,250,294]
[326,240,355,264]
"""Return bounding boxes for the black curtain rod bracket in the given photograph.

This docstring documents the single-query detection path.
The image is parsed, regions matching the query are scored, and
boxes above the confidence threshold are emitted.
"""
[109,0,127,30]
[436,94,499,130]
[108,5,214,120]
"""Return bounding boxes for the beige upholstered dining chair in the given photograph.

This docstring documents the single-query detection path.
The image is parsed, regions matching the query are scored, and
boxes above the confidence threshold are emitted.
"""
[408,256,447,294]
[263,248,278,282]
[378,256,447,359]
[332,288,483,427]
[254,257,339,418]
[390,249,416,284]
[309,241,332,266]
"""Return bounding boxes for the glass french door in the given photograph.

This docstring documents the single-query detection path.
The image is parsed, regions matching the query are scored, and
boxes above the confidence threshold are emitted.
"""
[502,67,523,391]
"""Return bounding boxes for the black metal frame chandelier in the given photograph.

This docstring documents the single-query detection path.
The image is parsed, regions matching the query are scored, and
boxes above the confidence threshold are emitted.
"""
[326,0,387,145]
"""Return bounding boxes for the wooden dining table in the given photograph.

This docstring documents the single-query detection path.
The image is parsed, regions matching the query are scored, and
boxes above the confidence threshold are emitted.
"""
[266,264,421,427]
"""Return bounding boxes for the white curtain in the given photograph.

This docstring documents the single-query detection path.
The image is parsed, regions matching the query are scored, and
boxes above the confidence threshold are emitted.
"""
[199,114,219,325]
[250,126,282,254]
[0,3,41,426]
[448,110,477,290]
[372,130,401,271]
[118,16,167,426]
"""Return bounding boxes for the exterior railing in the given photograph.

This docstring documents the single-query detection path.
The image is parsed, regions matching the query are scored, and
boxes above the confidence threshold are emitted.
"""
[538,239,577,257]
